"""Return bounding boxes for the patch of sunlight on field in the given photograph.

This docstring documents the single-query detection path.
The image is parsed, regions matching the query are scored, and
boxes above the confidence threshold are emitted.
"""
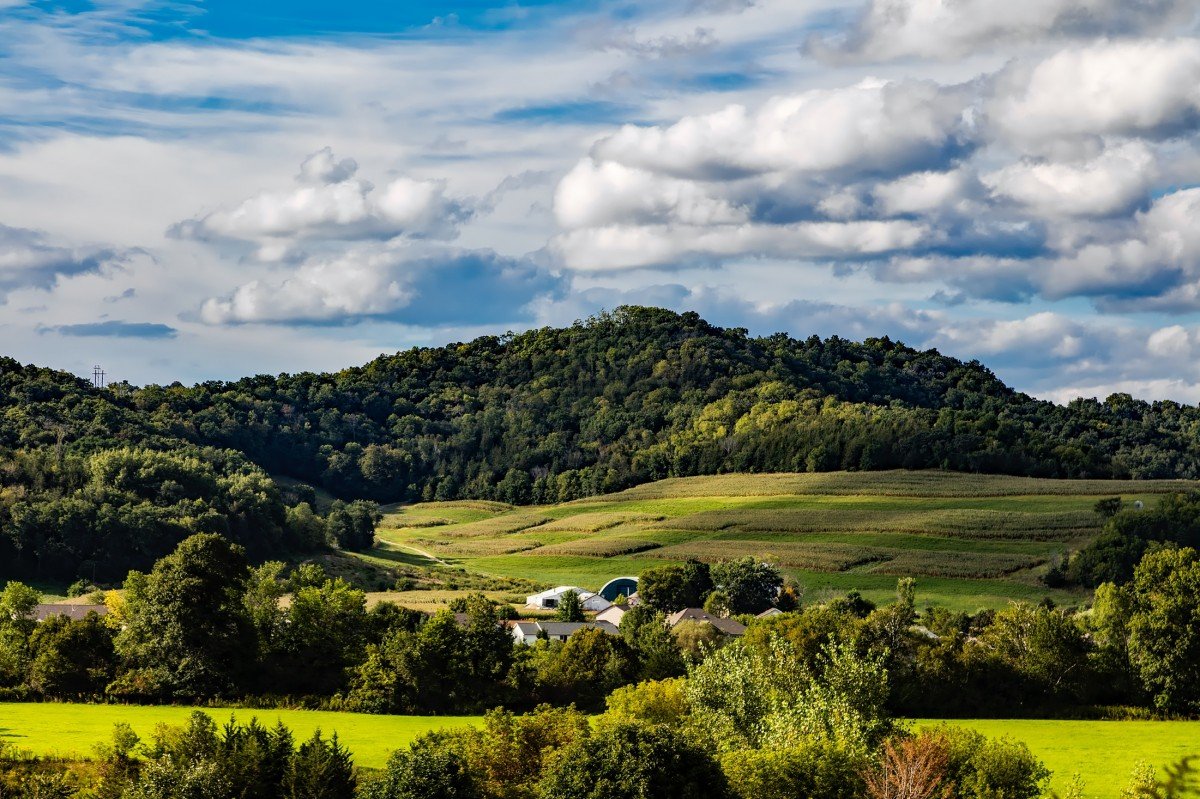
[920,719,1200,799]
[0,703,484,770]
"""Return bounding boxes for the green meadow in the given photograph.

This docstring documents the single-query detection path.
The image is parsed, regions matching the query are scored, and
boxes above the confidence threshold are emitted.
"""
[924,719,1200,798]
[369,470,1196,611]
[3,703,1197,795]
[0,703,483,770]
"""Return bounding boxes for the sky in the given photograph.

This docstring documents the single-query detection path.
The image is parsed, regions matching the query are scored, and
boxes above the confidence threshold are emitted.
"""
[2,0,1200,404]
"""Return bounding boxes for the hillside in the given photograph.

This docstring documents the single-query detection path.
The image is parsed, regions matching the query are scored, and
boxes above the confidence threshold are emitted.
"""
[371,471,1198,611]
[5,305,1200,582]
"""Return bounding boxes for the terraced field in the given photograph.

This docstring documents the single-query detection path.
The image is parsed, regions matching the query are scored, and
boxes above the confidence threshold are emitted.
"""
[371,471,1198,611]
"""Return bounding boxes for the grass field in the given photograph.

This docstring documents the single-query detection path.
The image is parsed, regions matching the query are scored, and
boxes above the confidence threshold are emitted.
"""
[2,703,1196,794]
[368,470,1197,612]
[923,719,1200,798]
[0,703,483,770]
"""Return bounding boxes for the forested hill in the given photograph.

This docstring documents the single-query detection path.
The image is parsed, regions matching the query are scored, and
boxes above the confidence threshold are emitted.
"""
[4,306,1200,579]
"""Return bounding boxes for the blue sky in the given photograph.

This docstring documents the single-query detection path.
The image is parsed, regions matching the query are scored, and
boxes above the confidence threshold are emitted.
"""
[2,0,1200,403]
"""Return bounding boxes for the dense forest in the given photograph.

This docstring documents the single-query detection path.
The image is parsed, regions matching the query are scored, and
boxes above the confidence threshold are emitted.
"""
[5,305,1200,581]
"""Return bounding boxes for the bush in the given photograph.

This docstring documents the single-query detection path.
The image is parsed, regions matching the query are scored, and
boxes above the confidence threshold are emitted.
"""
[722,742,864,799]
[537,723,730,799]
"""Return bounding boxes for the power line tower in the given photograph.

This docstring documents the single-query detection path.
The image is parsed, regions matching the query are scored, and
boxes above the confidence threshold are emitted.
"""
[92,365,106,389]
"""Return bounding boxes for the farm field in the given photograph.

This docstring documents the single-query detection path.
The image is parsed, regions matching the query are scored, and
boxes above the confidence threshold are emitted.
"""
[370,470,1196,612]
[923,719,1200,798]
[0,703,483,770]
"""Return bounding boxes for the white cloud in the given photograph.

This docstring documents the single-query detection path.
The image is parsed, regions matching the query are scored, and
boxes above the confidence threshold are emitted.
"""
[871,168,977,216]
[988,39,1200,150]
[172,148,466,259]
[810,0,1198,61]
[983,141,1158,217]
[590,78,974,179]
[199,247,413,324]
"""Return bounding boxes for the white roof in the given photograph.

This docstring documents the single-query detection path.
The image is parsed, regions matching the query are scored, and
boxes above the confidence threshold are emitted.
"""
[526,586,596,601]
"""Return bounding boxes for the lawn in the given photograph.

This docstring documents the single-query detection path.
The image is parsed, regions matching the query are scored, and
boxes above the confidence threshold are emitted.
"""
[0,703,483,770]
[921,719,1200,798]
[368,471,1195,612]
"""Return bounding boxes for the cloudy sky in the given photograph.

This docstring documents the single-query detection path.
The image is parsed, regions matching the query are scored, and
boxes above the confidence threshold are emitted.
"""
[2,0,1200,403]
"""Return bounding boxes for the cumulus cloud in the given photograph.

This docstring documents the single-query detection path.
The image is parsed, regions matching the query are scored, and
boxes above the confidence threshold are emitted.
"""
[809,0,1198,61]
[589,79,974,180]
[550,34,1200,319]
[983,142,1158,217]
[171,147,469,260]
[988,39,1200,150]
[199,245,562,326]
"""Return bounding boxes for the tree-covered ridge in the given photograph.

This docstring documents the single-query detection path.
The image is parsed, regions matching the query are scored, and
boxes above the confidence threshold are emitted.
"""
[5,305,1200,579]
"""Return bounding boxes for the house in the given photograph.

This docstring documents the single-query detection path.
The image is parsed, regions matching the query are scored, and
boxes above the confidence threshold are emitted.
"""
[510,620,620,645]
[756,607,784,619]
[31,604,109,623]
[594,603,628,627]
[665,608,746,637]
[524,586,611,612]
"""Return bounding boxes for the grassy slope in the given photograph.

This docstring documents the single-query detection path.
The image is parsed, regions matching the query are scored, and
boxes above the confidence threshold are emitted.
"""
[368,471,1197,612]
[0,703,483,770]
[925,719,1200,798]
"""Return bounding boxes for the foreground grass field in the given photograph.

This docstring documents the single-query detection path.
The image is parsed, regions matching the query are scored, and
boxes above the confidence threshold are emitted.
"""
[926,719,1200,798]
[3,703,1197,795]
[370,471,1197,611]
[0,703,483,770]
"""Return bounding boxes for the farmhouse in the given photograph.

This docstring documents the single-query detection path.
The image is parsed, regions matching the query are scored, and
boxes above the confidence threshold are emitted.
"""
[524,586,611,612]
[594,603,628,627]
[510,620,620,645]
[666,608,746,637]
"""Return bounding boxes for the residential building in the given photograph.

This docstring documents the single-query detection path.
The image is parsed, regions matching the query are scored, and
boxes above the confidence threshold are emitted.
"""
[510,620,620,645]
[665,608,746,637]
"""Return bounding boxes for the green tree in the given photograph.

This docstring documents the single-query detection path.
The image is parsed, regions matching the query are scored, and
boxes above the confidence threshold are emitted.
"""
[111,533,255,700]
[26,612,115,697]
[638,561,713,612]
[711,558,782,615]
[536,723,730,799]
[363,734,481,799]
[555,590,585,622]
[284,731,356,799]
[1127,547,1200,713]
[0,581,40,687]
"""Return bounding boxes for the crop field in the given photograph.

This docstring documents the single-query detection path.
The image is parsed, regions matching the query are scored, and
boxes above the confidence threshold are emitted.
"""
[372,470,1198,611]
[923,719,1200,798]
[0,703,483,770]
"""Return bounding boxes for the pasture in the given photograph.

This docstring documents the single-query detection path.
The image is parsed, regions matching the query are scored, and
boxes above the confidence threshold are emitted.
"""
[371,470,1197,611]
[924,719,1200,798]
[0,703,483,770]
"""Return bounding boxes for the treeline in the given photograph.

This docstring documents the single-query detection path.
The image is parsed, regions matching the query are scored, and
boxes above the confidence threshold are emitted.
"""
[0,445,379,581]
[5,533,1200,721]
[7,305,1200,580]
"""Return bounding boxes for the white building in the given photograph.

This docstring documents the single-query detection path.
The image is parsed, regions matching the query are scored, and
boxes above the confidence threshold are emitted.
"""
[524,586,611,612]
[594,604,628,627]
[510,620,620,645]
